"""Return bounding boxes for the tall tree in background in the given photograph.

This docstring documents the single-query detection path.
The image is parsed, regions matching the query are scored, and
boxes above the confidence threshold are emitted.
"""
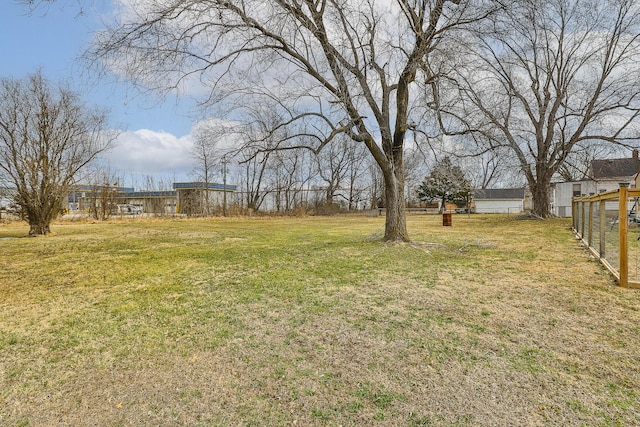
[417,157,472,213]
[87,167,120,220]
[270,148,316,213]
[0,71,111,235]
[446,0,640,217]
[91,0,495,241]
[316,135,359,207]
[191,122,234,216]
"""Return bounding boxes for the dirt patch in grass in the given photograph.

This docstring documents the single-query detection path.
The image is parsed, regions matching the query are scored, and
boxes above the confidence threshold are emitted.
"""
[2,215,640,426]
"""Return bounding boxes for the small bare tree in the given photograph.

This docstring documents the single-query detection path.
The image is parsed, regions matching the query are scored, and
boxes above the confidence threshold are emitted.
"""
[191,122,234,216]
[86,168,120,220]
[239,149,272,213]
[191,131,217,216]
[270,148,311,214]
[0,71,111,235]
[310,136,369,212]
[232,109,287,213]
[342,142,369,211]
[367,159,385,210]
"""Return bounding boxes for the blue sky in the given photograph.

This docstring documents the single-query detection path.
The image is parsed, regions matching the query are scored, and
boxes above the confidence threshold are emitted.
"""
[0,1,200,185]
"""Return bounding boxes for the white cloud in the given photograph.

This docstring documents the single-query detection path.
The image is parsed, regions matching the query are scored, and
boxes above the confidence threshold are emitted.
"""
[191,117,244,153]
[99,115,242,188]
[102,129,195,184]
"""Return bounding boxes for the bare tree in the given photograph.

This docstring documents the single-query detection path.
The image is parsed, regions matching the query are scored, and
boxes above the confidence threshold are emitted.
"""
[295,148,317,211]
[191,122,235,215]
[191,131,216,216]
[271,148,311,214]
[86,167,120,220]
[0,71,111,235]
[90,0,495,241]
[445,0,640,217]
[366,159,385,210]
[232,110,286,213]
[238,148,272,213]
[316,135,355,207]
[342,142,369,211]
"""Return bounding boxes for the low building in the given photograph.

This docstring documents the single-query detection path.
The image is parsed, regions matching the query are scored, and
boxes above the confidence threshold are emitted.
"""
[173,182,237,215]
[116,190,177,215]
[66,185,135,212]
[67,181,236,216]
[473,188,531,214]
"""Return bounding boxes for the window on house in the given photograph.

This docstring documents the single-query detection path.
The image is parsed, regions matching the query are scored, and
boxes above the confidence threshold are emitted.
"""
[572,184,581,197]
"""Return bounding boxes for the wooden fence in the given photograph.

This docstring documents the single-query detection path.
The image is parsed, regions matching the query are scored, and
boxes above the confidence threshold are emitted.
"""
[572,185,640,289]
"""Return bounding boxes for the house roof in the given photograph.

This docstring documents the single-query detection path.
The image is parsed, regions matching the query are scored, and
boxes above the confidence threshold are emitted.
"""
[173,182,237,191]
[473,188,526,200]
[120,190,176,198]
[71,185,136,193]
[591,158,640,180]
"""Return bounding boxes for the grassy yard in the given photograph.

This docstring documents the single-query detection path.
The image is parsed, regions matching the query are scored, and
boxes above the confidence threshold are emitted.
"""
[1,214,640,426]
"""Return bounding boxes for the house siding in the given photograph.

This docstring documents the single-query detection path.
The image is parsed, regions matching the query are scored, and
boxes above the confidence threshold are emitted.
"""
[474,199,524,214]
[553,180,635,217]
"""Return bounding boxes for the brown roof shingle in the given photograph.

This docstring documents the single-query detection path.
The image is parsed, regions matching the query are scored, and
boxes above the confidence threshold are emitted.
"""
[591,158,640,179]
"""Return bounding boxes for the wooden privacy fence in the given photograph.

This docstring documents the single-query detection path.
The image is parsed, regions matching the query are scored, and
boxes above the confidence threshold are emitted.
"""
[572,184,640,289]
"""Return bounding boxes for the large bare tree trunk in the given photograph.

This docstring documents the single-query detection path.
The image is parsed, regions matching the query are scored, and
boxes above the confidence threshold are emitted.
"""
[29,221,51,236]
[382,167,409,242]
[27,203,57,236]
[530,177,552,218]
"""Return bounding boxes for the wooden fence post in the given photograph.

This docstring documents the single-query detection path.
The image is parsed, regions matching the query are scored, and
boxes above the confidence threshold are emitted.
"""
[619,184,629,288]
[581,199,586,239]
[600,199,606,258]
[588,201,594,247]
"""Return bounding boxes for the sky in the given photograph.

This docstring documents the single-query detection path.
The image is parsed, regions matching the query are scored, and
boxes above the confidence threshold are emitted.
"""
[0,1,200,186]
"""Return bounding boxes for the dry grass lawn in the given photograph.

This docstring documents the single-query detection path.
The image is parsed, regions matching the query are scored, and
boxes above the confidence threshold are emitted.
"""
[1,214,640,426]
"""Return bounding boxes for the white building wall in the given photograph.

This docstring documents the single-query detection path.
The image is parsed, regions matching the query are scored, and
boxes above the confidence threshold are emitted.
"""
[553,181,595,217]
[553,180,634,217]
[0,196,11,209]
[475,199,524,214]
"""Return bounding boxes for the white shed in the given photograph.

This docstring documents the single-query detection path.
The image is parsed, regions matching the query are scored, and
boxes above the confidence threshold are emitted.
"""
[473,188,529,214]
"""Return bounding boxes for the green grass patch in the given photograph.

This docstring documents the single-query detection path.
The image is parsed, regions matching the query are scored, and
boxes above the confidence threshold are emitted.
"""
[1,214,640,425]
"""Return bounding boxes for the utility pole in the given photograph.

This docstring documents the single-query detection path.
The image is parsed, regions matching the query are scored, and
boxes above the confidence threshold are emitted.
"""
[222,156,228,217]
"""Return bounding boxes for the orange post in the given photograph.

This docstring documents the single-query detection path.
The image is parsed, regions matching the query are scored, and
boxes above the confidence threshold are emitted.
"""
[588,201,594,247]
[619,184,629,288]
[599,199,606,258]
